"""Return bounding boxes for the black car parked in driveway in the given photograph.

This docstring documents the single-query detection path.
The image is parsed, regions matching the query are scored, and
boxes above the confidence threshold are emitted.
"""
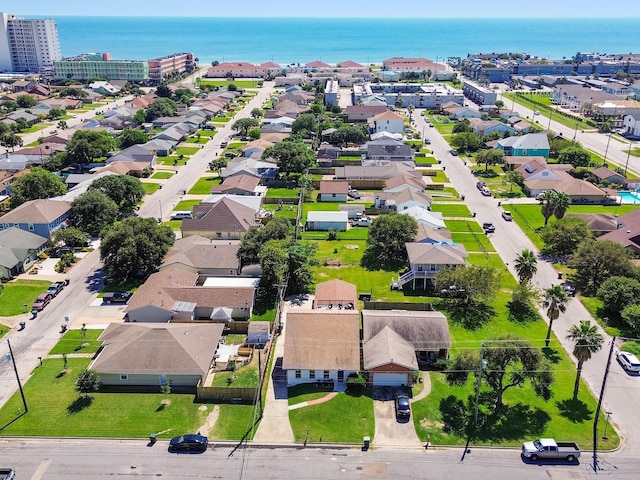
[395,394,411,419]
[168,434,208,453]
[102,291,132,304]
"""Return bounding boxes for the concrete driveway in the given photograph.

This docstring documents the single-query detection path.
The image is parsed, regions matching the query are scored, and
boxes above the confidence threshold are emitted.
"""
[373,396,422,448]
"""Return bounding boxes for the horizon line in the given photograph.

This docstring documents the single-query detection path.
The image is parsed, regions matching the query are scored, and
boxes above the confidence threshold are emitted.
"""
[25,14,640,19]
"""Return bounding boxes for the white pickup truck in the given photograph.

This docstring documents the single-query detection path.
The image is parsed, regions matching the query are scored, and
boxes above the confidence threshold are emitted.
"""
[521,438,581,462]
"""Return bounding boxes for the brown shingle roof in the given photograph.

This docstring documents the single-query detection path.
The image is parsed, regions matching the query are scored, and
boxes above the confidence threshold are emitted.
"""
[363,325,418,370]
[161,241,240,271]
[314,279,357,307]
[362,309,451,350]
[210,174,260,194]
[182,198,256,234]
[282,312,360,371]
[0,199,71,224]
[406,243,468,265]
[319,180,349,194]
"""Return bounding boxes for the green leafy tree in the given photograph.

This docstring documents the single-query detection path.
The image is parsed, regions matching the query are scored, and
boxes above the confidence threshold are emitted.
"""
[446,336,553,408]
[514,249,537,284]
[88,174,145,213]
[71,190,119,236]
[566,320,604,398]
[145,98,177,121]
[155,84,172,98]
[621,304,640,336]
[540,216,592,256]
[75,369,100,398]
[10,167,67,208]
[539,190,557,226]
[16,94,37,108]
[597,276,640,315]
[435,265,502,307]
[476,149,505,172]
[118,128,149,148]
[1,100,18,112]
[548,134,579,158]
[247,127,261,140]
[250,108,263,119]
[287,242,318,295]
[553,192,571,220]
[133,109,147,124]
[291,113,318,135]
[100,216,175,283]
[0,132,23,151]
[569,239,634,295]
[558,146,591,168]
[258,240,288,291]
[502,170,523,194]
[452,119,472,133]
[209,158,227,175]
[262,141,315,174]
[238,217,292,266]
[329,125,367,147]
[450,132,482,152]
[542,284,569,347]
[232,118,260,136]
[361,214,418,271]
[47,108,66,120]
[66,130,117,166]
[52,227,90,249]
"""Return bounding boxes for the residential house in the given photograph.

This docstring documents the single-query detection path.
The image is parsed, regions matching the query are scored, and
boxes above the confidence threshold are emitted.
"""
[107,144,157,169]
[314,279,358,310]
[599,209,640,253]
[591,167,626,186]
[395,242,469,290]
[220,158,279,182]
[160,236,241,276]
[89,81,121,96]
[374,189,432,211]
[344,105,389,122]
[470,119,516,137]
[0,199,71,238]
[503,156,549,171]
[199,194,263,213]
[306,211,349,231]
[338,204,365,219]
[210,175,265,196]
[89,323,225,388]
[449,106,482,120]
[414,224,454,244]
[124,268,255,323]
[0,227,48,280]
[497,133,550,158]
[247,321,270,348]
[384,172,429,193]
[334,163,417,183]
[283,311,360,387]
[623,112,640,137]
[367,142,414,162]
[241,139,274,158]
[441,101,463,116]
[318,180,349,202]
[370,110,405,134]
[399,206,446,229]
[566,213,619,237]
[181,198,258,240]
[362,309,451,386]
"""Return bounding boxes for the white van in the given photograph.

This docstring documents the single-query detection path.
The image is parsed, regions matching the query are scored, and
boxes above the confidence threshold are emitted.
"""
[170,211,192,220]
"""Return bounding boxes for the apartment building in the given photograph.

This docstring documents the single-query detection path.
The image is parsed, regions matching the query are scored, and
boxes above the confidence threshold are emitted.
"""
[0,12,61,73]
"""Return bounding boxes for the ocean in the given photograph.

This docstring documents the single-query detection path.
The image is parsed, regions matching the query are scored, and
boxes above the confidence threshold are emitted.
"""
[47,16,640,65]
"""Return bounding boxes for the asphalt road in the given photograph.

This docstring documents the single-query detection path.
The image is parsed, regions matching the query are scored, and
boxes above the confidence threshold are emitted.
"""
[3,438,639,480]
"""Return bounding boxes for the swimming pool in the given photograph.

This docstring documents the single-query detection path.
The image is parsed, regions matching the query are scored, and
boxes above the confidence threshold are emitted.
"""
[618,191,640,204]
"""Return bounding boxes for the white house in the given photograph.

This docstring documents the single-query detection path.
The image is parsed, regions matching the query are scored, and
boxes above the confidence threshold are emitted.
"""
[399,206,445,229]
[306,211,349,231]
[623,112,640,137]
[371,110,405,134]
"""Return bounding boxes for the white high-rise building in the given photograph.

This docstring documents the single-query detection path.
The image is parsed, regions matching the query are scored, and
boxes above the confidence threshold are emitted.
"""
[0,12,61,73]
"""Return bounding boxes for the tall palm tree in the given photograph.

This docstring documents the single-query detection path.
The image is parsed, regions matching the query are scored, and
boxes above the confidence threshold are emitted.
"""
[553,192,572,220]
[540,190,557,226]
[542,285,569,347]
[514,249,538,284]
[566,320,604,398]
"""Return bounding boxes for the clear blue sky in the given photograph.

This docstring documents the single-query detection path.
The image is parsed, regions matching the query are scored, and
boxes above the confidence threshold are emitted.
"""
[13,1,640,18]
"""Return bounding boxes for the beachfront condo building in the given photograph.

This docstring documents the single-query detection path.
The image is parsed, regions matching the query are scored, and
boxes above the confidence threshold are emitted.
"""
[54,53,150,81]
[0,12,61,73]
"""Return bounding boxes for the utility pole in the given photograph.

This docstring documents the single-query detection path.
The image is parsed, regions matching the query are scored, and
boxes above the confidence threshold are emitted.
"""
[603,132,612,165]
[7,339,28,413]
[474,344,486,426]
[624,142,632,176]
[593,336,616,473]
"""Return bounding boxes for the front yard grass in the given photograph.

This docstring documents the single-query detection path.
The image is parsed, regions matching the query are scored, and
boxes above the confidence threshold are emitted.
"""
[48,329,103,355]
[288,387,374,443]
[0,280,51,316]
[141,183,160,195]
[158,155,187,166]
[430,203,472,218]
[0,358,209,437]
[266,188,301,198]
[174,199,203,211]
[174,146,200,156]
[188,176,220,195]
[212,353,258,387]
[209,404,258,440]
[451,232,496,253]
[151,171,173,180]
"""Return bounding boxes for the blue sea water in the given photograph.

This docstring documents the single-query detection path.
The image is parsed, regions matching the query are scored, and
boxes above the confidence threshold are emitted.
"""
[46,16,640,65]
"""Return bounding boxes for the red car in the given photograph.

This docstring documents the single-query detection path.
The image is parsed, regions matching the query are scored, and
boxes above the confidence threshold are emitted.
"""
[32,293,52,312]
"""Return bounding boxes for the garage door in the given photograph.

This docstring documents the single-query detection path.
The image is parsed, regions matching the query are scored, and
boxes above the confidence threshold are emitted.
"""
[372,372,409,386]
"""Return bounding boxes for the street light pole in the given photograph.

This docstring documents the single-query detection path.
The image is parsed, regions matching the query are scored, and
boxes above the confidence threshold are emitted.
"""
[547,107,553,131]
[603,132,612,165]
[157,199,163,222]
[473,345,486,426]
[573,123,579,141]
[624,142,632,176]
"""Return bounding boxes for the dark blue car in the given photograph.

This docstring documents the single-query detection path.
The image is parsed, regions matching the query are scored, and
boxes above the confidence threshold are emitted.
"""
[169,434,208,453]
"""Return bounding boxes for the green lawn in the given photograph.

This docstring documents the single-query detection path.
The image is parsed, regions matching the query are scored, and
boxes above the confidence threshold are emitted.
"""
[174,146,200,156]
[430,203,472,218]
[0,323,9,339]
[0,280,51,316]
[266,188,301,199]
[0,358,209,438]
[48,329,103,355]
[174,199,202,211]
[423,170,449,183]
[199,80,260,89]
[445,220,483,233]
[188,176,220,195]
[184,136,209,144]
[158,156,187,166]
[209,404,259,440]
[288,388,374,443]
[141,183,161,195]
[415,156,438,166]
[263,204,297,220]
[312,239,367,266]
[301,229,369,241]
[151,171,173,180]
[211,355,258,387]
[451,232,496,253]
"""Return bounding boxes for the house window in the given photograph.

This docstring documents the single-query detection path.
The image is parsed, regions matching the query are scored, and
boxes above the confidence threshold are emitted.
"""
[323,370,330,379]
[120,374,128,381]
[295,370,301,379]
[28,223,35,231]
[309,370,316,379]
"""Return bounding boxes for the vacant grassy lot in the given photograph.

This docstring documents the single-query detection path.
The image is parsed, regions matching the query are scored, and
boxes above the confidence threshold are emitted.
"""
[0,358,208,438]
[0,280,51,316]
[199,80,259,89]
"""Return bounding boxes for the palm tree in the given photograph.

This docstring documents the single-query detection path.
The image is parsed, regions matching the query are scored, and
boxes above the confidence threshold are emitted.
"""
[542,285,569,347]
[540,190,557,226]
[566,320,604,398]
[514,249,538,284]
[503,170,523,194]
[553,192,571,220]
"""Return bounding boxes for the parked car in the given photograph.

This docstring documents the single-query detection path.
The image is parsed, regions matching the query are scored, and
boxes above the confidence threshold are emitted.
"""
[0,468,15,480]
[501,211,513,221]
[521,438,580,462]
[168,434,208,453]
[450,149,459,156]
[617,351,640,373]
[561,282,576,296]
[103,291,132,304]
[32,293,52,312]
[395,394,411,419]
[424,138,431,144]
[482,222,495,233]
[348,189,361,199]
[50,246,73,258]
[220,141,228,148]
[480,187,492,196]
[476,181,487,190]
[46,281,66,297]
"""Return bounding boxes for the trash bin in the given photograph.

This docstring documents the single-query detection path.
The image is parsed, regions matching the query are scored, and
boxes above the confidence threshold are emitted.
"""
[149,433,157,444]
[363,436,370,451]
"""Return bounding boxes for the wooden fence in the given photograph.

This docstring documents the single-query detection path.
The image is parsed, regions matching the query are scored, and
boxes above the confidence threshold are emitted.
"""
[195,386,259,403]
[363,301,435,311]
